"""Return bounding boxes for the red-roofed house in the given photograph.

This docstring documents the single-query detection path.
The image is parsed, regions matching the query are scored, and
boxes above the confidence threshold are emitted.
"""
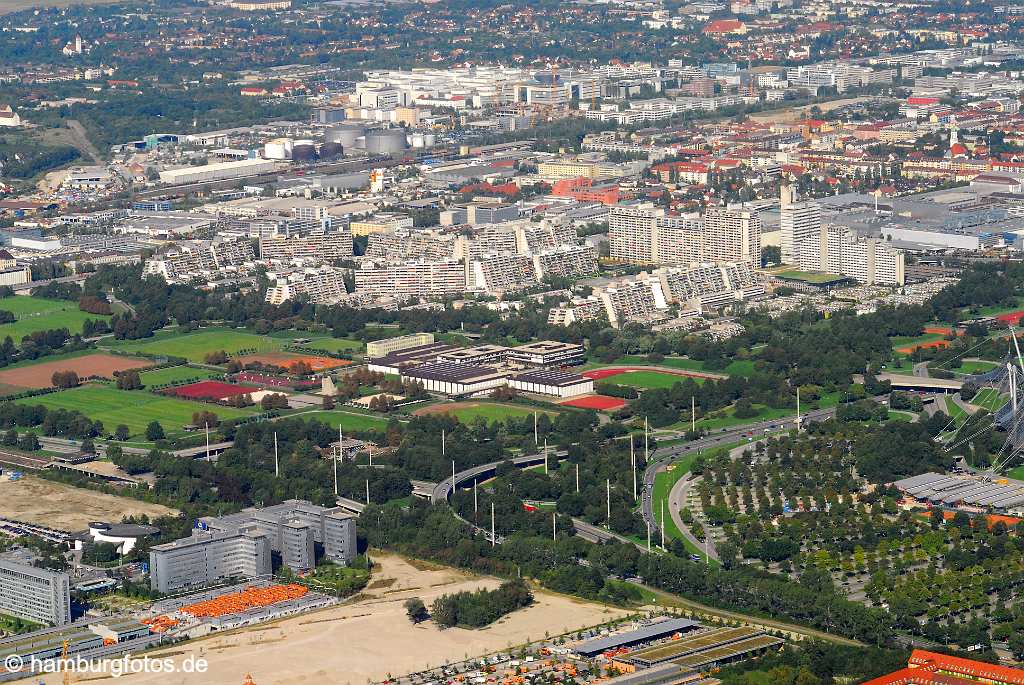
[650,161,709,184]
[703,19,747,34]
[862,650,1024,685]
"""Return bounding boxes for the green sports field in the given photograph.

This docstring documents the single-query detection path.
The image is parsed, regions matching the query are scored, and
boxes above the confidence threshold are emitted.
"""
[971,387,1008,412]
[106,329,280,362]
[14,385,257,439]
[606,370,705,389]
[0,296,111,341]
[431,402,557,424]
[139,366,221,386]
[300,337,363,353]
[607,356,756,377]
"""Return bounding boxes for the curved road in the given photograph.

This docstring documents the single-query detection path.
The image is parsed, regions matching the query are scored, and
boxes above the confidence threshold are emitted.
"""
[640,405,844,560]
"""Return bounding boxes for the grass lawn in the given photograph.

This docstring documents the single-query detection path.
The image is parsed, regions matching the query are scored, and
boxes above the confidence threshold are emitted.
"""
[139,366,220,387]
[688,404,793,432]
[651,445,738,565]
[299,337,363,353]
[1006,465,1024,481]
[964,297,1024,319]
[608,370,705,389]
[881,355,916,373]
[971,388,1008,412]
[14,384,257,439]
[437,402,557,424]
[106,328,280,362]
[954,360,998,374]
[293,409,393,432]
[941,396,969,427]
[890,333,946,349]
[0,296,111,340]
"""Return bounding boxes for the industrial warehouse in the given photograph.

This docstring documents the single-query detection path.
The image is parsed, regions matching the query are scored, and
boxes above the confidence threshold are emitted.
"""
[366,339,593,399]
[892,472,1024,516]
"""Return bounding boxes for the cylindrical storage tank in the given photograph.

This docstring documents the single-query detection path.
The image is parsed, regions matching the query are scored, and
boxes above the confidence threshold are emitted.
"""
[326,123,365,148]
[423,133,436,147]
[320,142,344,159]
[364,129,408,155]
[291,144,318,162]
[410,133,425,148]
[264,139,290,160]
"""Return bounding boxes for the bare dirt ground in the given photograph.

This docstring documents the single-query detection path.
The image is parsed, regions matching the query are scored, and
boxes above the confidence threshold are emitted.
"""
[107,554,630,685]
[0,475,177,530]
[747,96,877,124]
[0,353,153,389]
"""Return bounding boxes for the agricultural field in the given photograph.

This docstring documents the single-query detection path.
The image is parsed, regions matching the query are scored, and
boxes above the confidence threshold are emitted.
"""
[413,401,555,424]
[138,365,221,387]
[106,328,279,362]
[14,384,257,439]
[0,296,111,340]
[0,353,152,390]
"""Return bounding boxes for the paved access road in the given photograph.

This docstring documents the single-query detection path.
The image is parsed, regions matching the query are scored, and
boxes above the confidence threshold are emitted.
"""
[640,405,842,560]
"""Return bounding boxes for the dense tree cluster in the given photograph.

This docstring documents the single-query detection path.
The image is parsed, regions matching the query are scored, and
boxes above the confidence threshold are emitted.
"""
[431,579,533,628]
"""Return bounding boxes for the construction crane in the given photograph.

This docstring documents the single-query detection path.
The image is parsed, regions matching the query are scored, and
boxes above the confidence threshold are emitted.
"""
[61,640,71,685]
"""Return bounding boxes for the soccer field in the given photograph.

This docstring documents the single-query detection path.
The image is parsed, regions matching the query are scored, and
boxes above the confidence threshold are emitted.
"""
[300,337,364,353]
[107,329,280,362]
[0,296,111,341]
[606,370,704,389]
[413,401,557,424]
[15,385,257,439]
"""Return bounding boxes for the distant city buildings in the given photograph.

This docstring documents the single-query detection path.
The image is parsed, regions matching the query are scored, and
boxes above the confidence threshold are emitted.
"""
[609,203,760,268]
[142,238,255,284]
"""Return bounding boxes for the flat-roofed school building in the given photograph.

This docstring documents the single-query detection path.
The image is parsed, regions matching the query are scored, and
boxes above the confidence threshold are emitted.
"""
[507,340,586,368]
[401,362,511,396]
[509,369,594,398]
